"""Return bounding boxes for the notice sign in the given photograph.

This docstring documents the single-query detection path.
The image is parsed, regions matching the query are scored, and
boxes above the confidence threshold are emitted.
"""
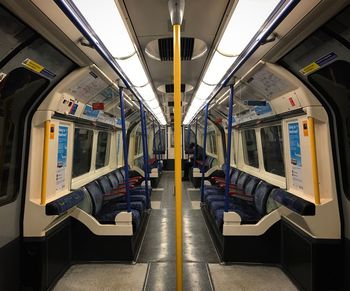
[56,126,68,191]
[288,122,303,190]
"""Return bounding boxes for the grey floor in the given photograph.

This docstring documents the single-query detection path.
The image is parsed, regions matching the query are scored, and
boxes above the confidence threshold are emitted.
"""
[54,172,298,291]
[139,172,218,290]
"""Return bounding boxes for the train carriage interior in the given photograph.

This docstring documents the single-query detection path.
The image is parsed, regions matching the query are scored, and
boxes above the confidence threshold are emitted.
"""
[0,0,350,290]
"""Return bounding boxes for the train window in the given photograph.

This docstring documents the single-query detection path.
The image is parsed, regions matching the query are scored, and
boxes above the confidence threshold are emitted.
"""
[95,131,110,169]
[72,128,93,178]
[207,131,217,155]
[154,129,166,154]
[134,132,142,155]
[0,68,49,203]
[242,129,259,168]
[261,125,285,176]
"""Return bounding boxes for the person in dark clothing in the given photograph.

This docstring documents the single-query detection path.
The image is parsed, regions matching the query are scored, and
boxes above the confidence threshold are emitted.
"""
[183,142,204,181]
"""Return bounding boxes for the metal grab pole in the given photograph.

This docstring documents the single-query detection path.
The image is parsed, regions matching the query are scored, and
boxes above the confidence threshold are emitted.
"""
[194,119,198,166]
[144,111,151,189]
[41,120,50,205]
[168,1,185,289]
[158,122,162,167]
[200,104,209,202]
[119,88,131,212]
[308,117,321,205]
[174,23,183,291]
[140,102,150,208]
[186,124,191,159]
[225,85,234,212]
[152,119,157,160]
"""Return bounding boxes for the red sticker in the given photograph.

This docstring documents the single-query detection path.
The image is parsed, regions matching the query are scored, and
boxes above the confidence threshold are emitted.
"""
[92,102,104,110]
[288,97,295,107]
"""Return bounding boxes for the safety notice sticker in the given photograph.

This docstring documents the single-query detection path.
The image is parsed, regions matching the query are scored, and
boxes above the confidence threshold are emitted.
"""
[22,58,56,79]
[299,52,337,75]
[288,122,303,190]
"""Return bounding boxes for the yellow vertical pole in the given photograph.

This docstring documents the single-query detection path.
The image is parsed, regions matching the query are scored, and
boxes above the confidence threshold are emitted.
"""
[41,120,50,205]
[308,117,320,205]
[173,23,183,291]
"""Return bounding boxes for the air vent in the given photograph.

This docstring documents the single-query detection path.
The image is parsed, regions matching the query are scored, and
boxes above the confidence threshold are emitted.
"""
[165,84,186,93]
[158,37,194,61]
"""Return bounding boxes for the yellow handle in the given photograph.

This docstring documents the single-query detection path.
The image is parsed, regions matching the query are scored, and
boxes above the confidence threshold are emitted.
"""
[308,117,320,205]
[41,120,50,205]
[173,24,183,291]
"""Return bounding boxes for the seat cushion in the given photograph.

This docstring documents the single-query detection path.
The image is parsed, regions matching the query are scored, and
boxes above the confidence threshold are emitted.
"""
[97,209,141,230]
[215,205,261,228]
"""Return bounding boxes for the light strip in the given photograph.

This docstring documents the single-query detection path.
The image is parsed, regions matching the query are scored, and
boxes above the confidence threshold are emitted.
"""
[70,0,166,125]
[183,0,286,124]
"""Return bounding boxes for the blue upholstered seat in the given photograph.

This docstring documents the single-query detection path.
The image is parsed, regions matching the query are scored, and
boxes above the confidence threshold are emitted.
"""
[212,181,276,229]
[84,181,142,230]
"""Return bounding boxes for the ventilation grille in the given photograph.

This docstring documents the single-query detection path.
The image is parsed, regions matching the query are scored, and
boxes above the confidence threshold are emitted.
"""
[165,84,186,93]
[158,37,194,61]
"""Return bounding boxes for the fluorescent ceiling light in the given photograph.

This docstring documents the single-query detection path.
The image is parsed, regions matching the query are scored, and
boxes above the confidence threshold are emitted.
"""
[136,84,156,101]
[72,0,135,59]
[72,0,167,124]
[117,54,148,87]
[184,0,283,124]
[218,0,280,56]
[203,52,237,85]
[195,82,215,100]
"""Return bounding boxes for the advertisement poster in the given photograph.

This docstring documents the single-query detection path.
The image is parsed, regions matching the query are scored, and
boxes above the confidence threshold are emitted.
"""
[288,122,303,190]
[56,126,68,191]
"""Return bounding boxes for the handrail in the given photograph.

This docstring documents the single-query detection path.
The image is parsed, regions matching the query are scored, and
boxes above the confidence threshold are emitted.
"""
[41,120,51,205]
[139,102,150,207]
[200,104,209,202]
[224,85,234,212]
[308,117,320,205]
[119,88,131,212]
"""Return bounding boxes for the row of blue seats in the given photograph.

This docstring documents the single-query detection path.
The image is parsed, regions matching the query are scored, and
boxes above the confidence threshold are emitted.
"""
[46,167,151,232]
[204,168,315,230]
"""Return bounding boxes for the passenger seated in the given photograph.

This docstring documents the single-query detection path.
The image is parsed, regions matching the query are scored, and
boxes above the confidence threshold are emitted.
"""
[183,142,203,181]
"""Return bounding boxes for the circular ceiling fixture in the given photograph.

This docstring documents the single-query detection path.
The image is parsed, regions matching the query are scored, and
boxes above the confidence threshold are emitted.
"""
[145,37,207,61]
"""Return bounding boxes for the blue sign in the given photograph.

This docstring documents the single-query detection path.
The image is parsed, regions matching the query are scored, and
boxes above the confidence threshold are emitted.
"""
[288,122,301,166]
[57,126,68,168]
[255,103,272,115]
[83,105,100,118]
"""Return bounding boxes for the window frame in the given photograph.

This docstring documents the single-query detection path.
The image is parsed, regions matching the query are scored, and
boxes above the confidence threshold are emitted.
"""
[241,128,260,169]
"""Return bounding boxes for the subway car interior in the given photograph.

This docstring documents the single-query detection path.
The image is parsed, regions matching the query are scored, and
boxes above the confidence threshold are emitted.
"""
[1,0,350,290]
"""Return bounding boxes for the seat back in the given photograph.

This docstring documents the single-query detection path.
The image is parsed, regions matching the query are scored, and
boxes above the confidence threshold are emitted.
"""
[254,181,276,216]
[243,176,261,196]
[97,175,113,194]
[115,170,124,184]
[107,172,119,188]
[231,169,241,185]
[78,187,94,214]
[236,172,249,190]
[120,167,126,178]
[84,181,104,216]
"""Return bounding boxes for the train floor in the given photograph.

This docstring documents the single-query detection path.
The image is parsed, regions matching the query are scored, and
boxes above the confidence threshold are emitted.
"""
[53,172,297,291]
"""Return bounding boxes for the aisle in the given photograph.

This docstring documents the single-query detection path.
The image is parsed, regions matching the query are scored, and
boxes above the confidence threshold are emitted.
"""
[138,172,219,290]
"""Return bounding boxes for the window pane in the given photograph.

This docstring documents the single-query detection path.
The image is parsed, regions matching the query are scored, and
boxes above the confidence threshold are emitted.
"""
[72,128,93,177]
[96,132,110,169]
[242,130,259,168]
[261,126,285,176]
[0,68,49,200]
[154,129,166,154]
